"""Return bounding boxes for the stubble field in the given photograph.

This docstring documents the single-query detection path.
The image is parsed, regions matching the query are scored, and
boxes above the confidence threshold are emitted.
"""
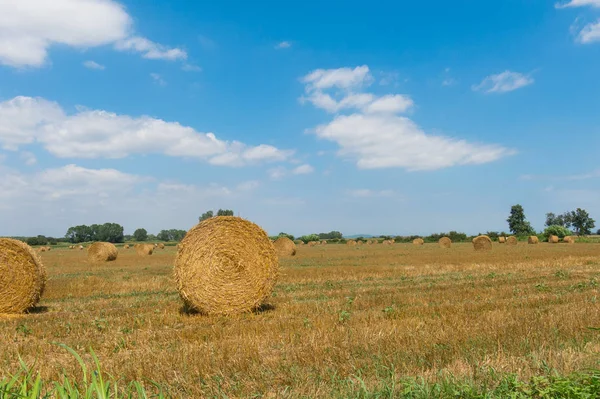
[1,242,599,397]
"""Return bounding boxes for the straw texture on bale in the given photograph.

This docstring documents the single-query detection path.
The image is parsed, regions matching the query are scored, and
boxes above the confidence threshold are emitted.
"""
[498,237,506,244]
[506,236,518,246]
[273,236,296,257]
[473,235,492,251]
[413,238,424,246]
[174,216,279,315]
[528,236,539,244]
[548,235,559,244]
[563,236,575,244]
[308,241,317,247]
[87,242,118,263]
[0,239,46,314]
[135,244,154,256]
[438,237,452,248]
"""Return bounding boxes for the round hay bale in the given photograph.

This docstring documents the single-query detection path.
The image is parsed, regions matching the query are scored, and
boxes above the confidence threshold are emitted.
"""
[79,245,84,250]
[473,235,492,251]
[439,237,452,248]
[528,236,539,244]
[384,240,393,245]
[356,240,363,246]
[124,244,130,249]
[346,240,356,246]
[413,238,424,246]
[506,236,518,246]
[498,237,506,244]
[38,247,46,253]
[274,236,296,257]
[87,242,118,263]
[321,240,327,245]
[46,246,52,251]
[0,239,46,314]
[548,235,559,244]
[563,236,575,244]
[174,216,279,315]
[135,244,154,256]
[158,243,165,249]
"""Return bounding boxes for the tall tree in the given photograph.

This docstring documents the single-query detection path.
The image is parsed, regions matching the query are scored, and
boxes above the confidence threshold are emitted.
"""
[133,228,148,241]
[545,212,573,228]
[570,208,595,236]
[216,209,234,216]
[199,210,214,222]
[507,204,535,235]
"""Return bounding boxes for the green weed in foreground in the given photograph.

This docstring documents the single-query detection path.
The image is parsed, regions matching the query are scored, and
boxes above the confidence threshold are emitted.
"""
[1,345,599,398]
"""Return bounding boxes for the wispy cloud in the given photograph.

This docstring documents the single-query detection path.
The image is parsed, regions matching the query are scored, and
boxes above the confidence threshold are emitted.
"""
[182,63,202,72]
[292,164,314,175]
[472,71,534,93]
[347,189,396,198]
[577,20,600,43]
[275,41,292,49]
[83,60,105,70]
[556,0,600,8]
[150,73,166,86]
[521,169,600,181]
[198,35,217,49]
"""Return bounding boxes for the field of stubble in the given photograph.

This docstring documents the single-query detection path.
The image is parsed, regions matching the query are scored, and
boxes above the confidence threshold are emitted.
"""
[1,242,599,397]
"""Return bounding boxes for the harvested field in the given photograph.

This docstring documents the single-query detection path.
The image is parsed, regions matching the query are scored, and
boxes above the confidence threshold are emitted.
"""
[0,243,599,397]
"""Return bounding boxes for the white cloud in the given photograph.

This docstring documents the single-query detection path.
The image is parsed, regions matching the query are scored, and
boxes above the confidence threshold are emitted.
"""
[182,63,202,72]
[0,96,292,166]
[292,164,314,175]
[577,20,600,43]
[312,113,514,171]
[150,73,166,86]
[115,36,186,61]
[442,78,457,87]
[301,66,514,171]
[302,65,372,91]
[0,0,186,67]
[237,180,260,191]
[83,60,105,70]
[347,189,395,198]
[268,167,287,180]
[472,71,534,93]
[556,0,600,8]
[20,151,37,166]
[275,41,291,49]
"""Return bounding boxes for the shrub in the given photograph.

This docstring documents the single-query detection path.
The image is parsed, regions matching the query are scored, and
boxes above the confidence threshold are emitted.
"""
[543,225,572,239]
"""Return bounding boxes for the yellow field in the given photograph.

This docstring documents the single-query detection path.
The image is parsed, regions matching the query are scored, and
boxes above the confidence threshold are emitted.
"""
[1,242,599,397]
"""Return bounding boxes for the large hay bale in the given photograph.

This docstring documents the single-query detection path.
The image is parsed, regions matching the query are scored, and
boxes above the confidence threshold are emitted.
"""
[506,236,518,246]
[439,237,452,248]
[473,235,492,251]
[274,236,296,257]
[87,242,118,263]
[498,237,506,244]
[563,236,575,244]
[413,238,424,246]
[548,235,559,244]
[174,216,279,315]
[135,244,154,256]
[528,236,539,244]
[0,239,46,314]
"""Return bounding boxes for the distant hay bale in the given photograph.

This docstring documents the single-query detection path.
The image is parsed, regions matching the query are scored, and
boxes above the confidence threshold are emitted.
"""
[87,242,118,263]
[528,236,539,244]
[79,245,84,250]
[135,244,154,256]
[356,240,363,246]
[46,246,52,251]
[563,236,575,244]
[498,237,506,244]
[412,238,424,246]
[38,247,46,253]
[124,244,130,249]
[438,237,452,248]
[548,235,559,244]
[384,240,393,245]
[158,243,165,249]
[308,241,317,247]
[506,236,518,246]
[174,216,279,315]
[346,240,356,246]
[274,236,296,257]
[472,235,492,251]
[0,239,46,314]
[321,240,327,245]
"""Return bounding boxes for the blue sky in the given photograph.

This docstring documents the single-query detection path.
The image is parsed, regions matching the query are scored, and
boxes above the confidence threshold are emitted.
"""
[1,0,599,237]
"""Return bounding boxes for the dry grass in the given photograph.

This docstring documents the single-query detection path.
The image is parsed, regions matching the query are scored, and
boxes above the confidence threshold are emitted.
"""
[0,242,599,397]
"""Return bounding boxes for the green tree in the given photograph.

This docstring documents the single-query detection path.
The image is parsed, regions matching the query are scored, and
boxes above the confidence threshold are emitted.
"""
[278,232,295,241]
[199,210,214,222]
[545,212,573,228]
[318,231,343,240]
[133,228,148,242]
[157,229,188,241]
[217,209,234,216]
[544,225,571,239]
[507,204,536,236]
[65,225,93,243]
[26,235,48,246]
[570,208,595,236]
[299,234,319,243]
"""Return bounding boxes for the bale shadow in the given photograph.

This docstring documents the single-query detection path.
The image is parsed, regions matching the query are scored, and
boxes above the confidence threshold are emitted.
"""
[28,305,50,314]
[178,302,276,316]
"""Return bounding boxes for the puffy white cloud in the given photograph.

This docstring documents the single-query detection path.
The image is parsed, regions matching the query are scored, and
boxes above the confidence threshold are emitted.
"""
[472,71,534,93]
[275,41,291,49]
[313,112,514,171]
[83,60,105,70]
[301,66,514,171]
[0,96,292,166]
[292,164,314,175]
[0,0,186,67]
[577,20,600,43]
[556,0,600,8]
